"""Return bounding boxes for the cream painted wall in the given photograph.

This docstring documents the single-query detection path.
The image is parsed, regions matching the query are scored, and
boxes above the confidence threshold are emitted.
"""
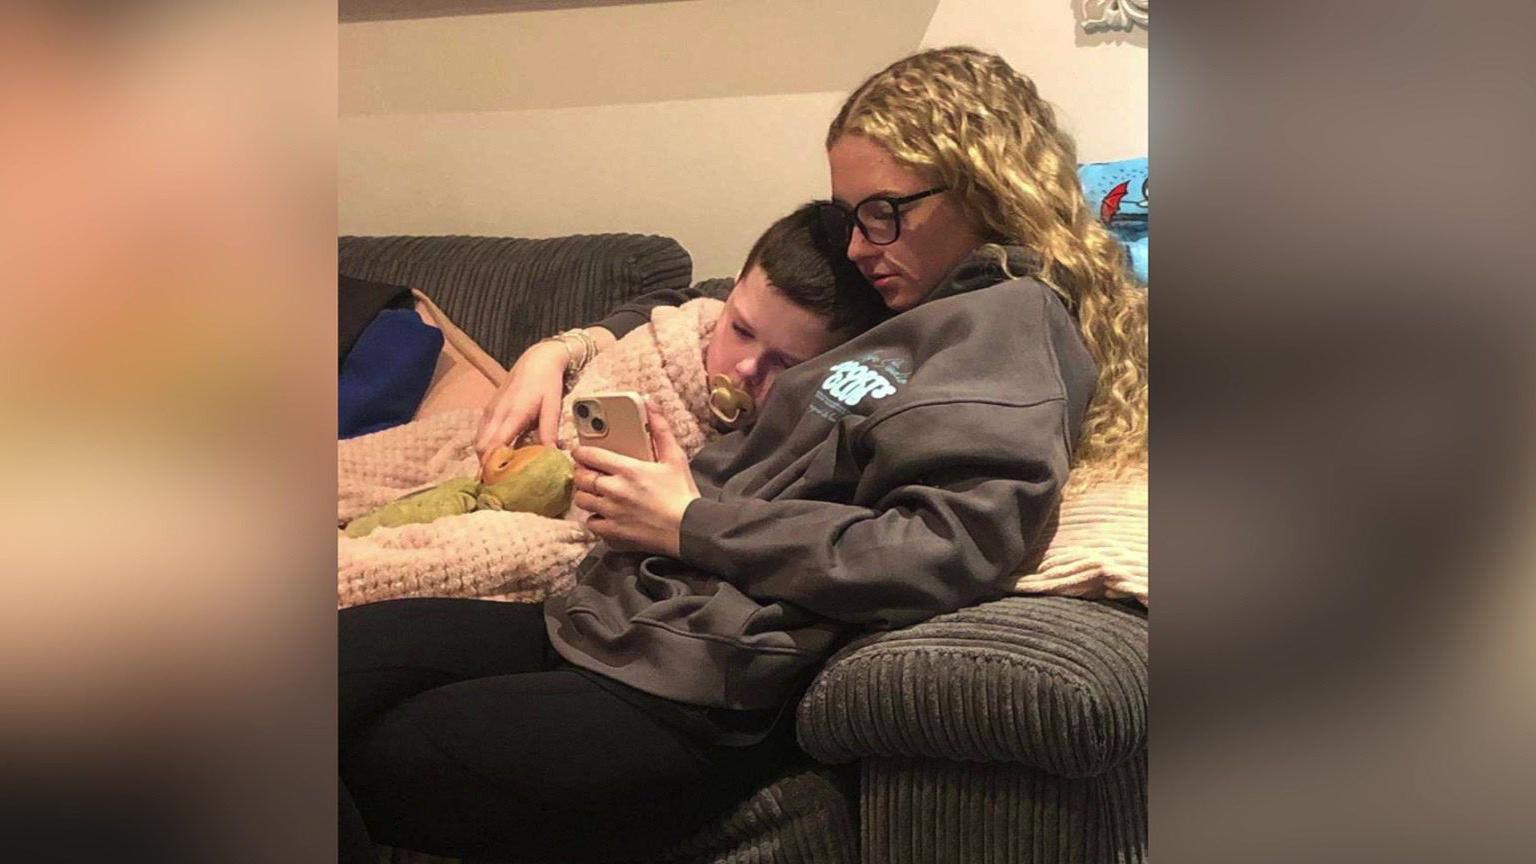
[341,1,940,114]
[339,0,1147,279]
[921,0,1147,161]
[341,91,847,279]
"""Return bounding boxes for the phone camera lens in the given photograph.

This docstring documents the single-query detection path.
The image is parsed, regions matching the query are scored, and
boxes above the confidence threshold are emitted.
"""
[590,417,606,433]
[575,402,591,419]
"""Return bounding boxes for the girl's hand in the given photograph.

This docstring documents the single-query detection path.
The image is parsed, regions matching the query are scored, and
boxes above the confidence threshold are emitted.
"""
[571,402,699,557]
[475,339,570,456]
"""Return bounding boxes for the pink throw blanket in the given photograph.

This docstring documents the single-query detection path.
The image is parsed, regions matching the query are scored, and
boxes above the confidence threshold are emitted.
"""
[338,298,723,608]
[338,295,1149,609]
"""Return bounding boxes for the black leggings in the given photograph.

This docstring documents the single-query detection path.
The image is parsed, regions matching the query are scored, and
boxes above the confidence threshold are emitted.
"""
[339,598,800,864]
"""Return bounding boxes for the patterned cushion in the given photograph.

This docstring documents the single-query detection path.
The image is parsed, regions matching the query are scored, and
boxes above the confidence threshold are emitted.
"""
[1079,157,1149,283]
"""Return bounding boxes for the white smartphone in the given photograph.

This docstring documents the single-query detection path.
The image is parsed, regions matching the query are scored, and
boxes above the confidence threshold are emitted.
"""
[572,391,655,461]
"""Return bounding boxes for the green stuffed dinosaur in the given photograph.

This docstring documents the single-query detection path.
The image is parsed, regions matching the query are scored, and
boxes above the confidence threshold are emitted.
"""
[343,445,575,538]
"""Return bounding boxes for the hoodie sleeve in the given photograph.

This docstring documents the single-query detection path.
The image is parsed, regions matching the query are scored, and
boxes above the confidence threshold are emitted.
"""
[677,398,1071,629]
[592,281,733,340]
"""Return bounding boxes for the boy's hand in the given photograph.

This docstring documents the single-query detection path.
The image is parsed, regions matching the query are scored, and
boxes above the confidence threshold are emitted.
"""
[571,402,698,557]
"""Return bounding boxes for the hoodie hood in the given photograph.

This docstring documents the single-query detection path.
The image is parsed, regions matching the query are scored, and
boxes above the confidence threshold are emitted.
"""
[924,245,1048,305]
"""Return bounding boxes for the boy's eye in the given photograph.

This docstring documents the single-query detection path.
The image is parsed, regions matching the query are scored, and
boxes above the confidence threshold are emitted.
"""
[733,323,752,338]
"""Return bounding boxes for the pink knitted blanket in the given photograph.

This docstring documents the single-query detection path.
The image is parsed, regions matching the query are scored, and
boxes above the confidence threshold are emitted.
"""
[337,298,723,608]
[338,294,1148,609]
[1010,465,1149,606]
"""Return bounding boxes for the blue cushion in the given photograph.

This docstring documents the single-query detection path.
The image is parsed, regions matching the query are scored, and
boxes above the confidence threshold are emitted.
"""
[1079,157,1148,283]
[339,308,444,439]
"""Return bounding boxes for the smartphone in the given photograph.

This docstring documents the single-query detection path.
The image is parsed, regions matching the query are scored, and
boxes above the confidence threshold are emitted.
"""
[572,391,655,461]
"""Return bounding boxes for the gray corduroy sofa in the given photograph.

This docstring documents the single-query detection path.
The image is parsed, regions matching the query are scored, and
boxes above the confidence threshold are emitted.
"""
[339,234,1148,864]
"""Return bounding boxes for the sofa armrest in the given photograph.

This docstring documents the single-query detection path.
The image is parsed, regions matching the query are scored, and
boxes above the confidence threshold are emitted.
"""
[795,595,1147,779]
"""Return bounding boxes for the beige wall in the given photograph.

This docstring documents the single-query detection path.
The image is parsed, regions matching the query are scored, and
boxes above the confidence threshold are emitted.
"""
[921,0,1147,162]
[340,0,1147,279]
[340,90,848,279]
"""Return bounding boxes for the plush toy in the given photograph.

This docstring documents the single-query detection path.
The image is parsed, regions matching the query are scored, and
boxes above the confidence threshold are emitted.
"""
[343,445,574,538]
[475,444,577,517]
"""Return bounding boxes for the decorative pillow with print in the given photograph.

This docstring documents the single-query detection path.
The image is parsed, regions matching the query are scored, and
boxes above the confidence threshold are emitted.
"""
[1079,157,1148,284]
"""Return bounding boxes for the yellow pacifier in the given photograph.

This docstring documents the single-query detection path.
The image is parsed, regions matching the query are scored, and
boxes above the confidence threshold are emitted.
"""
[707,374,756,430]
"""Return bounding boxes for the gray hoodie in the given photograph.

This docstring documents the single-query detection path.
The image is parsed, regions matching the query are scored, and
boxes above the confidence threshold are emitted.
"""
[546,248,1097,711]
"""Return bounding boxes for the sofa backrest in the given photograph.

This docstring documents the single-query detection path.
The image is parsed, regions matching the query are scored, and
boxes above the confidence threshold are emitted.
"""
[338,234,693,368]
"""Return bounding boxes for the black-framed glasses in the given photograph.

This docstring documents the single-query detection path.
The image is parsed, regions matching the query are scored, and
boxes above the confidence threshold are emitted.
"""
[815,187,947,247]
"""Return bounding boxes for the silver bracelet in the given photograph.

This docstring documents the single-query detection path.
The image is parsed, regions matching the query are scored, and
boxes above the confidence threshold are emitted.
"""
[539,329,596,392]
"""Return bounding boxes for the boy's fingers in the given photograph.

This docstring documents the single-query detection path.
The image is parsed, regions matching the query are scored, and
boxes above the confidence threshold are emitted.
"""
[645,402,686,464]
[573,489,610,516]
[571,445,628,475]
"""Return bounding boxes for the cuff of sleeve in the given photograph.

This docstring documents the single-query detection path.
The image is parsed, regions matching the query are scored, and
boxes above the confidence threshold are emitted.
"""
[592,309,650,341]
[678,497,750,577]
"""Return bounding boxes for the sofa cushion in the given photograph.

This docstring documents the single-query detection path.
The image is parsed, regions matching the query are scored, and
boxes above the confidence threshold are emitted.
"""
[1012,468,1149,606]
[796,595,1147,778]
[338,234,693,369]
[858,752,1147,864]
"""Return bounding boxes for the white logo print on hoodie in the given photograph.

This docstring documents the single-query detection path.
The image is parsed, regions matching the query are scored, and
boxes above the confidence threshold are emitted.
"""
[821,360,896,405]
[809,354,910,422]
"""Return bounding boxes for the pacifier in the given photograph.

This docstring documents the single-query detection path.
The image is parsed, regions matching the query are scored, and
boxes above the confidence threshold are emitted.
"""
[707,374,756,430]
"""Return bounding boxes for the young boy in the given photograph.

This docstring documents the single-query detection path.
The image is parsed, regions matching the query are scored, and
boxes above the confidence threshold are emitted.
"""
[497,200,886,450]
[555,200,887,442]
[338,202,885,607]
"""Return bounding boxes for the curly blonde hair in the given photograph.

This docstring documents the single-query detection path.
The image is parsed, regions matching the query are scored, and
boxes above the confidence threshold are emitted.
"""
[828,46,1147,476]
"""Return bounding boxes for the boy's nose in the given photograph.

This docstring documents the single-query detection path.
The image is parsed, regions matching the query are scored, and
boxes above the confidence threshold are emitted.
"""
[734,355,761,382]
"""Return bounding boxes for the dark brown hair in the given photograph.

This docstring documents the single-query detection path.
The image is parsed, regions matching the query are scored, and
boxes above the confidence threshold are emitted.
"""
[740,202,889,336]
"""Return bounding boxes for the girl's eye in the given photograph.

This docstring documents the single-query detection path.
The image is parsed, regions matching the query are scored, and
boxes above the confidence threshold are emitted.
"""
[733,323,752,338]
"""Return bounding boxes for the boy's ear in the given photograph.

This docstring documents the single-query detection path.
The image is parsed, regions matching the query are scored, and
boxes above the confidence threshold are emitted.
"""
[823,318,856,344]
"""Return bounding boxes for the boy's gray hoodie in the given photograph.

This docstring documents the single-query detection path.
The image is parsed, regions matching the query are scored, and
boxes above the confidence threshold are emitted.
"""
[546,248,1098,711]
